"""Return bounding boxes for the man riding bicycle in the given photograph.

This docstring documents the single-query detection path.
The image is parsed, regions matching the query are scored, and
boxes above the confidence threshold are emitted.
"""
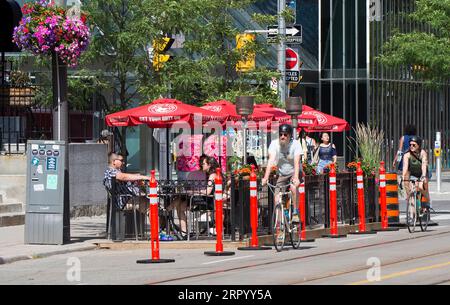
[262,124,303,223]
[402,136,431,212]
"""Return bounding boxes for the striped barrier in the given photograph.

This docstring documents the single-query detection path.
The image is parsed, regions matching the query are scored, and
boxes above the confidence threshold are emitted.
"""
[238,165,271,250]
[323,163,346,238]
[385,172,401,226]
[205,168,235,256]
[137,170,175,264]
[349,162,376,234]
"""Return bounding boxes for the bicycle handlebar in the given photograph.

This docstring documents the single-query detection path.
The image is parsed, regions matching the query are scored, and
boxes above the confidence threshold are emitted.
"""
[266,182,293,194]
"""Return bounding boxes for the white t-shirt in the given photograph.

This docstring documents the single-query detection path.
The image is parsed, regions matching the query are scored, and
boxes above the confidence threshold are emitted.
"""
[268,139,303,176]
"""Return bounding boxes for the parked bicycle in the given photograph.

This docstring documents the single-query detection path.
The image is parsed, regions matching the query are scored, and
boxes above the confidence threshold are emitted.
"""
[267,182,301,251]
[402,177,431,233]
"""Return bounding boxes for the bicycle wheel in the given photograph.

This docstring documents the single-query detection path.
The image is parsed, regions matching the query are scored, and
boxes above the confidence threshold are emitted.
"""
[289,211,301,249]
[272,204,285,252]
[420,207,430,232]
[406,194,417,233]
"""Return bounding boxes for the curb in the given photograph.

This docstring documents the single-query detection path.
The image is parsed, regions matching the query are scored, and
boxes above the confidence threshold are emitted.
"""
[0,244,98,265]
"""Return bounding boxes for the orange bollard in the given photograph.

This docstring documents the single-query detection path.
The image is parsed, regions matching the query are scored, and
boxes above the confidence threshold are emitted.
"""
[238,165,271,250]
[137,170,175,264]
[205,168,235,256]
[380,162,388,229]
[349,163,376,234]
[323,163,346,238]
[374,162,399,232]
[299,172,315,242]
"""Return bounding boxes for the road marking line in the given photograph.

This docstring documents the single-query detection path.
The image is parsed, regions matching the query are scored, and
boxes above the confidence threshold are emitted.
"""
[202,255,254,265]
[337,236,376,243]
[350,260,450,285]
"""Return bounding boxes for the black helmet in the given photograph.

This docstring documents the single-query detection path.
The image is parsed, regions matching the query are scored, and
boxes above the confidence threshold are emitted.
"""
[409,136,422,147]
[279,124,293,135]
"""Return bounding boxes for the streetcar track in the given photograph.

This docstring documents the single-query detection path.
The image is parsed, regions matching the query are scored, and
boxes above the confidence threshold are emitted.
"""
[146,229,450,285]
[288,248,450,285]
[430,278,450,285]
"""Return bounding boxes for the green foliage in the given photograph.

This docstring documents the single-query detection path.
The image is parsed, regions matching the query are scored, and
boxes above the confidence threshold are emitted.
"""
[347,123,385,177]
[378,0,450,86]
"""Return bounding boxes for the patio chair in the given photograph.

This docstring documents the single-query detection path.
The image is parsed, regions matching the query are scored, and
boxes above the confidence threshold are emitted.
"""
[104,176,144,241]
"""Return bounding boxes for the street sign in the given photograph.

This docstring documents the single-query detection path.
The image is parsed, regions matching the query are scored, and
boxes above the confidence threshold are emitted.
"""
[285,48,300,83]
[286,71,300,83]
[286,48,298,70]
[266,25,302,44]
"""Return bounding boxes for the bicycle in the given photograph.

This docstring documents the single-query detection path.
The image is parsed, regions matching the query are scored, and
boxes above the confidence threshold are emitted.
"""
[403,177,431,233]
[267,182,301,251]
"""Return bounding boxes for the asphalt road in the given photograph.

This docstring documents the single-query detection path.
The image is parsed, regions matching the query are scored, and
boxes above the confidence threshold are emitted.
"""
[1,202,449,286]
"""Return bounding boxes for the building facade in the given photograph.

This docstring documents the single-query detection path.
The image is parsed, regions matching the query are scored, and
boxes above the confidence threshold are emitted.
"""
[248,0,449,170]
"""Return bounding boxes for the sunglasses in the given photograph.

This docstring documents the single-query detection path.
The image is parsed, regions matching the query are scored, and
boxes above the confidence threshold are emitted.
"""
[409,143,418,147]
[280,133,290,137]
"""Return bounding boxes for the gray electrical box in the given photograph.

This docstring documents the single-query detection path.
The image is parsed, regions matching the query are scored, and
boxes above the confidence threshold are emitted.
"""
[25,140,70,245]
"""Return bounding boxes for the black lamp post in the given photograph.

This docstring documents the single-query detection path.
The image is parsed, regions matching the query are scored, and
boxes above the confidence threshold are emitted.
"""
[236,96,254,165]
[285,96,303,140]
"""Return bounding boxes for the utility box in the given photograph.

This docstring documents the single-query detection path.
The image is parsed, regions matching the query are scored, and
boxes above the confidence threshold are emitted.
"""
[25,140,70,244]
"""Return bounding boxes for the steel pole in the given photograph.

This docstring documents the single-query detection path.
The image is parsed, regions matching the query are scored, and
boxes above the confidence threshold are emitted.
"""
[278,0,286,105]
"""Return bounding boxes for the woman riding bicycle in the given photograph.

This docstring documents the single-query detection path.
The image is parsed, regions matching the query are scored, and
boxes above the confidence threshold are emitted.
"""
[402,136,431,212]
[261,124,302,223]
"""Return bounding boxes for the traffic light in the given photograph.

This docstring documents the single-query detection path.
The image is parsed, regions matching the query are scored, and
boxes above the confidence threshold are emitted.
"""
[236,33,256,72]
[152,37,174,71]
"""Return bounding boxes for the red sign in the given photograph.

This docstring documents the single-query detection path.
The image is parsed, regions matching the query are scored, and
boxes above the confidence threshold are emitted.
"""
[286,48,298,70]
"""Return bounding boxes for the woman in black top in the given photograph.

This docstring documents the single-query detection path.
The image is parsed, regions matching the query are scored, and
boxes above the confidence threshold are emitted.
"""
[314,132,337,174]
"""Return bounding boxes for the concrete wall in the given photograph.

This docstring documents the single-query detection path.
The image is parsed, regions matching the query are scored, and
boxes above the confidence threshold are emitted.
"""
[0,154,26,204]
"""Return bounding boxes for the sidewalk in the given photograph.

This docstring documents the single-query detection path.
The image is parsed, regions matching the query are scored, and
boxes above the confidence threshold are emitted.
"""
[0,216,106,265]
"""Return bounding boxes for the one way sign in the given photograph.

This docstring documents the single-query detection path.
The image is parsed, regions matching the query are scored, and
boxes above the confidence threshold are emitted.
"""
[267,25,302,44]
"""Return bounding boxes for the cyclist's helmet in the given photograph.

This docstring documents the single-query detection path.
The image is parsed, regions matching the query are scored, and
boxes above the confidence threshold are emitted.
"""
[409,136,422,148]
[279,124,293,136]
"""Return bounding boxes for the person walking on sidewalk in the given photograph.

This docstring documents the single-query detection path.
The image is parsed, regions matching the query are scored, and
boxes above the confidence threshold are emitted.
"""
[262,124,303,223]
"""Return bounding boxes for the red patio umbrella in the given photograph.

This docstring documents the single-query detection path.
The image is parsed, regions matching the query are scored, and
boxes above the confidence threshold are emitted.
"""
[201,100,274,122]
[301,105,350,132]
[254,103,318,128]
[105,98,227,128]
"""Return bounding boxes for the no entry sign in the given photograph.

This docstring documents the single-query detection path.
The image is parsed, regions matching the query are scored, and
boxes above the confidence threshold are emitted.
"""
[286,48,299,70]
[285,48,300,83]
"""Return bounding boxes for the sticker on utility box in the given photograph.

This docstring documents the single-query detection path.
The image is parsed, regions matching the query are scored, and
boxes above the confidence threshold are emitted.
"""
[31,157,40,166]
[46,157,57,171]
[46,174,58,190]
[33,184,45,192]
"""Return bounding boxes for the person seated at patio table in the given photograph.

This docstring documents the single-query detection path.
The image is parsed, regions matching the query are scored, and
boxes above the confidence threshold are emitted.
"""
[314,132,337,174]
[103,153,151,212]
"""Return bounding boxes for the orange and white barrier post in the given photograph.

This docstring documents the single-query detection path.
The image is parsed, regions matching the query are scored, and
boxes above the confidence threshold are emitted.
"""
[238,165,271,250]
[374,162,399,232]
[379,162,388,229]
[205,168,235,256]
[299,172,315,242]
[349,162,376,234]
[323,163,346,238]
[137,170,175,264]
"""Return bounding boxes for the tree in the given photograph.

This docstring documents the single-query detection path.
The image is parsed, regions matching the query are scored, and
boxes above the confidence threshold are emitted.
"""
[136,0,278,105]
[378,0,450,86]
[81,0,279,157]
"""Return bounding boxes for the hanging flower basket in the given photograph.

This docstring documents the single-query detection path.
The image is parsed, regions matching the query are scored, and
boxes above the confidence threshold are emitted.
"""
[12,0,90,67]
